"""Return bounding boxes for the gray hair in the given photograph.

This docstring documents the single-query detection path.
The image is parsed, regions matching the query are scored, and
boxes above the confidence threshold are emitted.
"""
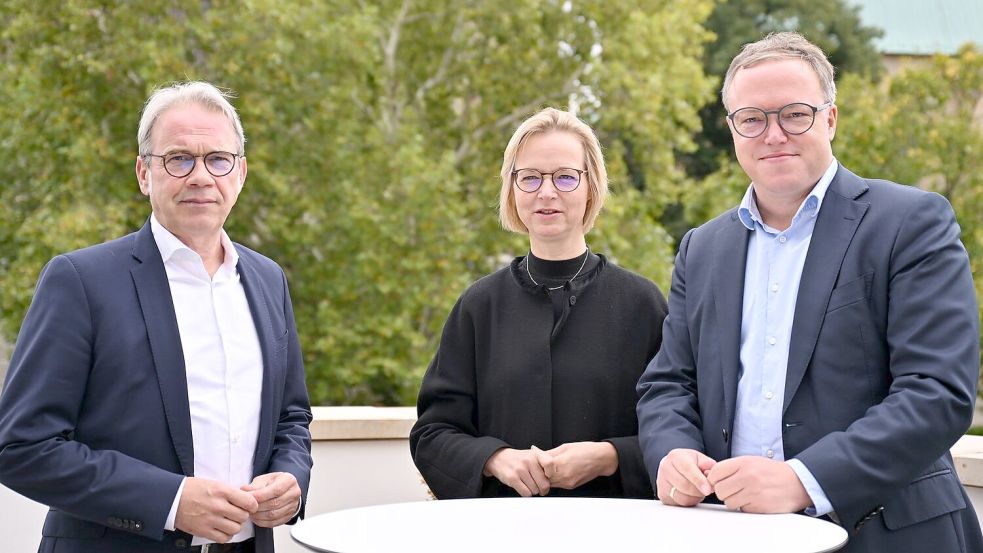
[721,32,837,111]
[137,81,245,157]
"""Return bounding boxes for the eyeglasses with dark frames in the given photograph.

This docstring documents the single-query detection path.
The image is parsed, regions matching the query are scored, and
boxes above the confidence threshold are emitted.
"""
[146,151,244,178]
[726,102,833,139]
[512,168,586,193]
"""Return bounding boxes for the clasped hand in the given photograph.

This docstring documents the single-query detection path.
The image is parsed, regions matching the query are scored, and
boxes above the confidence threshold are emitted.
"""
[175,472,301,543]
[483,442,618,497]
[656,448,812,514]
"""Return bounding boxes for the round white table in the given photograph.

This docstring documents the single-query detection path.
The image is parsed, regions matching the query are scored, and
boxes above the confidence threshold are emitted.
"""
[292,497,848,553]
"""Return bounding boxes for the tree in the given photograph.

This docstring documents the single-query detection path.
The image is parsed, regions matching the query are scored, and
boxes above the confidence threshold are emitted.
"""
[0,0,716,405]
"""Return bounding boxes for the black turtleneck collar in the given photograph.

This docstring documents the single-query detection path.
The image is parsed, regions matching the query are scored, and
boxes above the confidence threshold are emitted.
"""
[527,248,592,279]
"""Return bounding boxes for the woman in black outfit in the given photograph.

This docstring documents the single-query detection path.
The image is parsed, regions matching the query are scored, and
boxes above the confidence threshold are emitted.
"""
[410,108,668,499]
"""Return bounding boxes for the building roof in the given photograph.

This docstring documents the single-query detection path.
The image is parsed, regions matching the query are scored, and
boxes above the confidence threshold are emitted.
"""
[851,0,983,55]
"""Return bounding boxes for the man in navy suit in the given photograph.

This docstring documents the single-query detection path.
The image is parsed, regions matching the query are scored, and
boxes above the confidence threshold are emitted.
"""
[0,81,313,552]
[637,33,982,551]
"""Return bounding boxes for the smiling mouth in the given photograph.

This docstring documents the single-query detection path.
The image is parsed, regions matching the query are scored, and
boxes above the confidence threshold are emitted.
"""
[536,209,561,215]
[760,153,796,160]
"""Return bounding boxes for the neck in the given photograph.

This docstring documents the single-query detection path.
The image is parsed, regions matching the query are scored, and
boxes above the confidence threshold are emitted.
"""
[177,232,226,278]
[529,235,588,261]
[754,189,811,232]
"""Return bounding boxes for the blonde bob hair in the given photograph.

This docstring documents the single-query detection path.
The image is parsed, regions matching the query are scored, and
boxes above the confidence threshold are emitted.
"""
[498,107,608,234]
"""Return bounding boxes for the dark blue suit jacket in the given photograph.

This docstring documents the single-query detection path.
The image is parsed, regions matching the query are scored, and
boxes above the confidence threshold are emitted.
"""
[637,165,983,552]
[0,221,313,552]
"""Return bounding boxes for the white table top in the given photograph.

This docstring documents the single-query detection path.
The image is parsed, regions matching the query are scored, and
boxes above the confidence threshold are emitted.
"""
[292,497,848,553]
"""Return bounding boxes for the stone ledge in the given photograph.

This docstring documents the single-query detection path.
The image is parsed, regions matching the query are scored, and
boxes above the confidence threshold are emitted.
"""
[310,407,983,489]
[952,435,983,488]
[311,406,416,440]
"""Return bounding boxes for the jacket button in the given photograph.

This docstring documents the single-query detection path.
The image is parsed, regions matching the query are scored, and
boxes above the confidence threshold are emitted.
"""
[134,521,143,531]
[569,295,577,305]
[175,538,188,548]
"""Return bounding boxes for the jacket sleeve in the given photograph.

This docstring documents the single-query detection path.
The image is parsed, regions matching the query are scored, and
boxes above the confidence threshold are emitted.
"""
[265,269,313,523]
[605,436,653,498]
[795,192,979,518]
[409,292,509,498]
[607,280,668,498]
[0,255,183,539]
[636,230,707,481]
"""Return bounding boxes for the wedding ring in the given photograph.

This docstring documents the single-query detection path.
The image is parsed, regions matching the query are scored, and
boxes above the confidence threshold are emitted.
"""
[669,486,677,501]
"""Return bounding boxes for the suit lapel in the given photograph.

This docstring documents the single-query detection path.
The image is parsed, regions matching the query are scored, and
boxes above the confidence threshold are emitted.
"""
[236,249,277,477]
[130,221,195,476]
[712,212,751,436]
[783,167,870,412]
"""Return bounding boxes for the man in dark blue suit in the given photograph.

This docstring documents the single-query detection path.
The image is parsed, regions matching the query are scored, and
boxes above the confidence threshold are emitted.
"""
[637,33,982,551]
[0,81,313,552]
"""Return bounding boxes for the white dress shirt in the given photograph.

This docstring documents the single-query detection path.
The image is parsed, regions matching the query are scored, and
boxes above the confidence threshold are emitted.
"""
[151,215,263,545]
[733,159,839,517]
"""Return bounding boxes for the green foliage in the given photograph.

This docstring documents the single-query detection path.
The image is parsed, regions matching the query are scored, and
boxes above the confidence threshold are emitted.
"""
[0,0,716,405]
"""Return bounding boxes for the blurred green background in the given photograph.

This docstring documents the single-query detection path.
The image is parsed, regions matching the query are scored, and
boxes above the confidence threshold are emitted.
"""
[1,0,980,406]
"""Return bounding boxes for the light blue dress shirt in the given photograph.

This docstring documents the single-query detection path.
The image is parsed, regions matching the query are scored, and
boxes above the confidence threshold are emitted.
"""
[733,158,839,517]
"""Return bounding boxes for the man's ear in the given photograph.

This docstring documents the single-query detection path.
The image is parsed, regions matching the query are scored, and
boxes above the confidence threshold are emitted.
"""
[135,156,151,196]
[237,156,247,191]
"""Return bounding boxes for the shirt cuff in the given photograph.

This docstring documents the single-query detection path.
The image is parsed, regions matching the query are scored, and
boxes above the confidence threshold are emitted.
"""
[786,459,833,516]
[164,478,187,531]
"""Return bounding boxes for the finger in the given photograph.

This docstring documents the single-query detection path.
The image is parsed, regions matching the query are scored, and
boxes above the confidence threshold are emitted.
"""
[246,480,288,504]
[712,476,744,503]
[255,491,300,513]
[723,494,749,512]
[225,488,260,513]
[531,465,551,496]
[518,468,543,496]
[531,446,556,479]
[511,475,534,497]
[669,454,712,497]
[240,475,271,492]
[696,452,717,473]
[706,458,740,487]
[212,517,243,540]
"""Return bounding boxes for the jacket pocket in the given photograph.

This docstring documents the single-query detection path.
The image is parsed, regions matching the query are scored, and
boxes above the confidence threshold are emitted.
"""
[880,467,966,530]
[41,510,108,539]
[826,272,872,313]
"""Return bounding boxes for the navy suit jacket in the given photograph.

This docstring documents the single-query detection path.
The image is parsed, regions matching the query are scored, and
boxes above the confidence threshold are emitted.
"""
[637,165,982,552]
[0,221,313,552]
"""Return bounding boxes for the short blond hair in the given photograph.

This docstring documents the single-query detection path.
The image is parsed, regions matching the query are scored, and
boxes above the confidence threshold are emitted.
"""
[721,32,837,111]
[498,108,608,234]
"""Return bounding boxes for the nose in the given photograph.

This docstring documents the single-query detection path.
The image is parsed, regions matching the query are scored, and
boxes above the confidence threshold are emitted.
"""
[185,156,216,185]
[762,113,788,144]
[537,175,560,198]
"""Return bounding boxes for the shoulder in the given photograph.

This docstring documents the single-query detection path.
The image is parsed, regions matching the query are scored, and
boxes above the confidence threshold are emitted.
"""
[599,259,664,296]
[594,258,668,313]
[234,242,287,279]
[52,231,140,279]
[834,165,945,213]
[458,262,515,305]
